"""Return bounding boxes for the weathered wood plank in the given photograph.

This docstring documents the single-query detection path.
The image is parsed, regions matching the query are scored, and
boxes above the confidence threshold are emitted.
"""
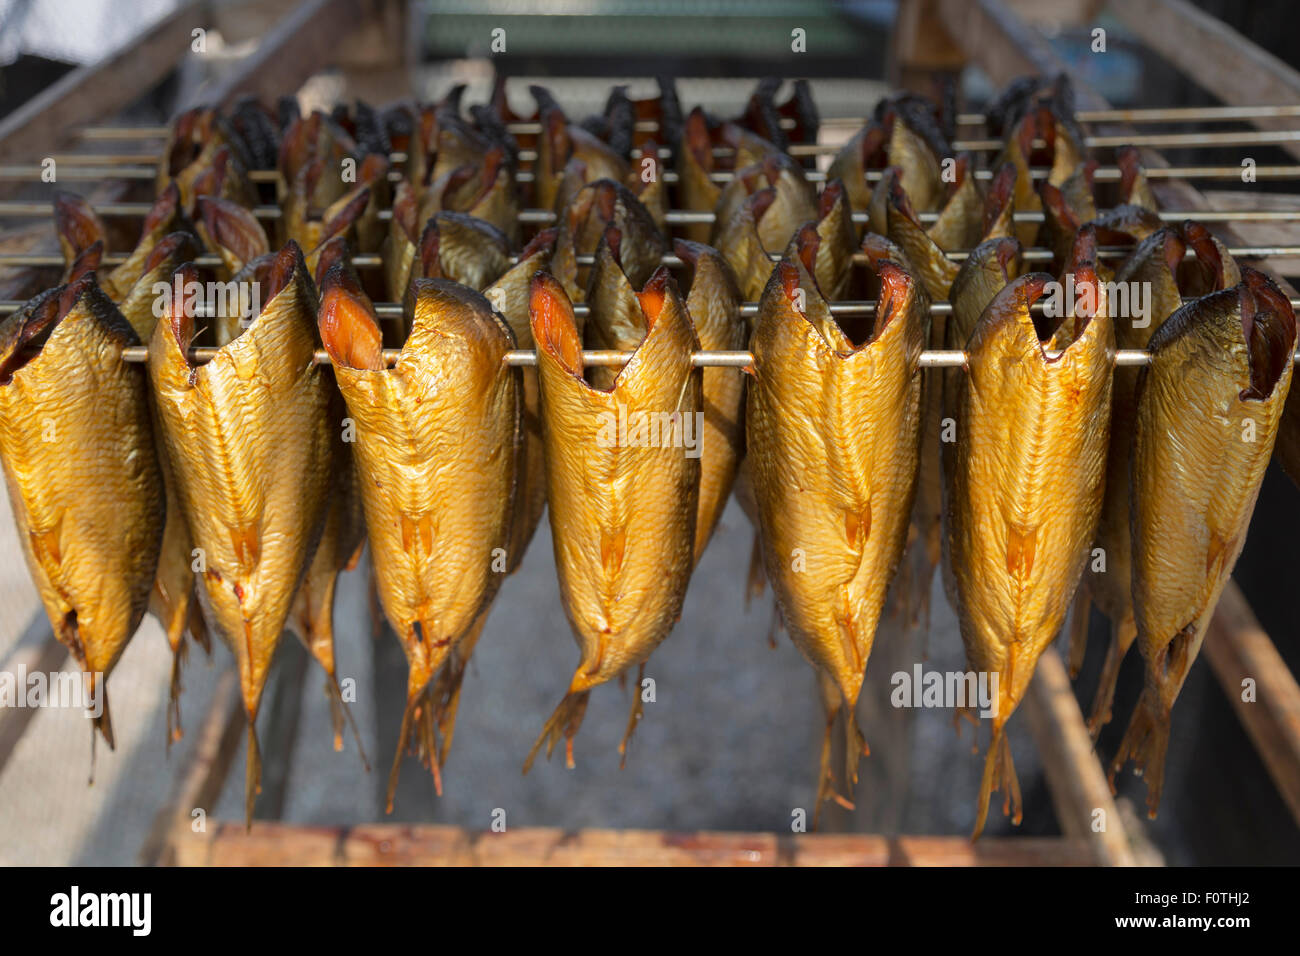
[169,822,1098,866]
[1202,580,1300,827]
[1107,0,1300,161]
[0,1,205,162]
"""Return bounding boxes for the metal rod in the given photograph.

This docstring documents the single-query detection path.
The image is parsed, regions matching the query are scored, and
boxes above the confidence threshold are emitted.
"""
[5,199,1294,227]
[10,162,1300,186]
[72,105,1300,143]
[102,346,1300,368]
[4,244,1299,270]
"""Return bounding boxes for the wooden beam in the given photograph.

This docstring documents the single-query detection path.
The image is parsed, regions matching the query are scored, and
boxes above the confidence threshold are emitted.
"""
[1106,0,1300,161]
[168,822,1098,866]
[1024,649,1138,865]
[186,0,369,111]
[1202,580,1300,826]
[140,668,244,866]
[0,1,206,162]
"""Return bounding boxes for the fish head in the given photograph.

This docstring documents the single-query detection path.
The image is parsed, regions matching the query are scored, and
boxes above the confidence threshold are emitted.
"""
[197,195,271,274]
[53,191,106,263]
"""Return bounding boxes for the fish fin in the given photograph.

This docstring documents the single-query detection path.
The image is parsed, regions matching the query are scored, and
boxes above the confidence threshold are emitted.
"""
[812,697,856,829]
[188,599,211,656]
[1087,615,1137,739]
[167,640,187,750]
[972,723,1021,840]
[765,602,782,650]
[323,672,369,771]
[745,531,766,607]
[91,675,114,752]
[522,690,590,774]
[618,662,647,769]
[1108,685,1171,818]
[386,681,438,813]
[244,720,261,829]
[1066,587,1091,679]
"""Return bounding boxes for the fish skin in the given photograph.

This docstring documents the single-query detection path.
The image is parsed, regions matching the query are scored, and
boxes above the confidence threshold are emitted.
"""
[927,154,986,252]
[158,109,257,213]
[148,244,334,823]
[584,226,646,391]
[781,180,858,303]
[711,153,816,264]
[197,195,271,279]
[1112,268,1295,816]
[385,208,512,331]
[421,146,520,245]
[947,264,1114,839]
[525,269,700,771]
[746,249,929,812]
[714,188,780,304]
[674,240,748,563]
[486,228,559,573]
[827,121,888,231]
[319,275,520,808]
[677,108,722,243]
[551,179,665,304]
[114,232,208,744]
[1074,224,1238,733]
[879,169,961,302]
[0,277,164,751]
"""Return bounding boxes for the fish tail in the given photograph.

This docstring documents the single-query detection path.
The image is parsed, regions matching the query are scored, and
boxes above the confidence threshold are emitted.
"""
[386,681,437,814]
[431,657,469,769]
[166,640,187,750]
[1066,587,1091,679]
[244,720,261,829]
[812,675,858,824]
[1087,614,1137,739]
[972,723,1021,840]
[1108,685,1171,818]
[323,673,369,771]
[618,663,647,769]
[745,531,766,608]
[188,599,211,656]
[522,690,590,774]
[90,674,114,751]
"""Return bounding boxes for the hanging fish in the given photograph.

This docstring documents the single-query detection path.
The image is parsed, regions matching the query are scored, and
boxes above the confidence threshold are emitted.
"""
[1072,223,1239,732]
[746,240,928,813]
[0,276,164,752]
[551,178,665,303]
[148,244,334,822]
[525,269,700,771]
[1111,267,1295,815]
[319,272,520,807]
[947,244,1113,838]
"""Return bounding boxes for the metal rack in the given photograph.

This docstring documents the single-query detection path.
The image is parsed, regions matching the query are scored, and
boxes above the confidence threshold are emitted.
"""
[1,0,1298,866]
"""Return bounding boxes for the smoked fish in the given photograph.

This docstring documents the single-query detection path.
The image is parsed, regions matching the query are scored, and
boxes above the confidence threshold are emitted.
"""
[1111,268,1295,815]
[148,245,334,822]
[319,273,520,807]
[1073,223,1239,732]
[525,270,700,771]
[947,256,1113,839]
[0,276,164,751]
[746,244,929,811]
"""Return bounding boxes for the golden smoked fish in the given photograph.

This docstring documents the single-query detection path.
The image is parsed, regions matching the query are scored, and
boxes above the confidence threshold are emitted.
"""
[149,245,334,821]
[746,245,928,813]
[318,275,520,808]
[1111,268,1295,815]
[674,240,747,562]
[947,259,1113,839]
[551,179,665,304]
[525,270,700,771]
[1072,223,1239,732]
[0,277,163,751]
